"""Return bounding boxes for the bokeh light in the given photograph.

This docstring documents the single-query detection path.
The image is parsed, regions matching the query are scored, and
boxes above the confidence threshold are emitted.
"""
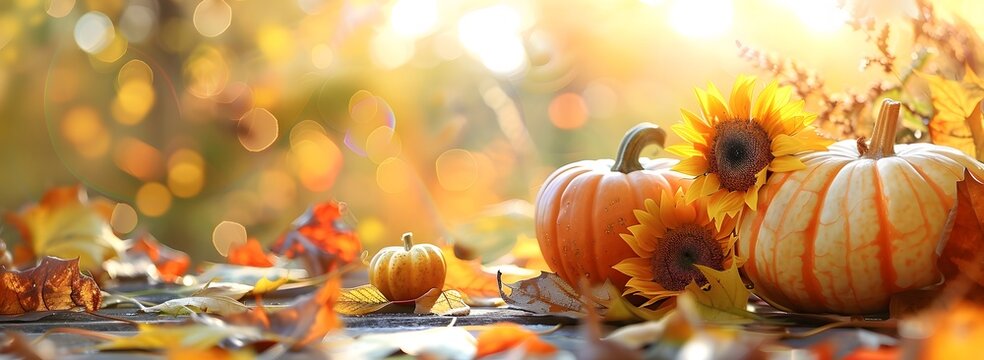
[289,120,343,192]
[167,149,206,198]
[46,0,76,18]
[136,182,172,217]
[212,220,247,257]
[60,106,110,159]
[238,108,279,152]
[389,0,439,39]
[376,157,412,194]
[193,0,233,38]
[110,203,139,234]
[114,138,163,181]
[548,92,588,130]
[74,11,114,54]
[185,46,229,98]
[436,149,479,192]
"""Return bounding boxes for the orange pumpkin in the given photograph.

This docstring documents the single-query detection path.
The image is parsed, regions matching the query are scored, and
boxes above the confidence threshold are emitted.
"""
[369,232,446,301]
[535,123,690,290]
[739,100,984,314]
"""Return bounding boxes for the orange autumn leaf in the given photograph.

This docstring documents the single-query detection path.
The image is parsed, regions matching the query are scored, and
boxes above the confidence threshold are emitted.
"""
[442,246,499,300]
[475,322,556,358]
[271,202,361,275]
[127,235,190,282]
[227,238,274,268]
[0,256,101,314]
[921,69,984,160]
[224,275,343,349]
[5,186,124,273]
[939,172,984,301]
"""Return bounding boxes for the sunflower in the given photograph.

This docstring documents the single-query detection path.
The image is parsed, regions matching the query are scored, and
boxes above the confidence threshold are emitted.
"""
[667,76,832,226]
[613,188,737,308]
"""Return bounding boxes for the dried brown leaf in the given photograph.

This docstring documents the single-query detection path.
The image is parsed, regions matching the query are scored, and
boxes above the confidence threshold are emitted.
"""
[0,256,101,315]
[335,284,470,316]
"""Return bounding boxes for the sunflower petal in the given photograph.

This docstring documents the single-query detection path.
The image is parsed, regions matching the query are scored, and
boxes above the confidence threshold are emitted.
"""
[665,144,704,157]
[700,173,722,197]
[613,257,654,279]
[673,156,708,176]
[659,190,681,229]
[771,131,831,156]
[729,75,756,120]
[681,108,712,133]
[671,123,708,145]
[769,155,807,172]
[685,175,706,203]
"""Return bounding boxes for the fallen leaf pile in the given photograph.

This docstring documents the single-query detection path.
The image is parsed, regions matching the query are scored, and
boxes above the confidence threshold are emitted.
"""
[0,256,101,314]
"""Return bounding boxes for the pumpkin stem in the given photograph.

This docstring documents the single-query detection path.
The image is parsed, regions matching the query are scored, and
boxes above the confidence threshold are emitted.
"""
[865,99,900,159]
[401,232,414,251]
[611,122,666,173]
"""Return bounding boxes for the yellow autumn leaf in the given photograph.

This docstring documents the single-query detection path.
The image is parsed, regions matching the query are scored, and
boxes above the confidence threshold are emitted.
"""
[335,284,471,316]
[252,275,290,295]
[335,284,391,315]
[920,70,984,160]
[414,288,469,316]
[683,263,757,324]
[96,323,263,351]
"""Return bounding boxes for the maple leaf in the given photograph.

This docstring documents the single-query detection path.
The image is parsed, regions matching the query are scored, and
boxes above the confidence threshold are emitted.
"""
[475,323,557,358]
[0,256,101,314]
[227,238,274,268]
[939,171,984,302]
[126,234,190,282]
[271,202,361,276]
[334,284,469,316]
[921,69,984,160]
[5,186,125,273]
[682,263,757,324]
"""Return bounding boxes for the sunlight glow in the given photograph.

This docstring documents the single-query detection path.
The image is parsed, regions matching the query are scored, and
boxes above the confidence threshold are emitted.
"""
[390,0,439,39]
[780,0,849,33]
[458,5,528,75]
[667,0,733,39]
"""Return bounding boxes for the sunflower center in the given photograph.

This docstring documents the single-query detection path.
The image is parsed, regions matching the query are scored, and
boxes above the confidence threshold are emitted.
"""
[650,223,725,291]
[708,120,773,192]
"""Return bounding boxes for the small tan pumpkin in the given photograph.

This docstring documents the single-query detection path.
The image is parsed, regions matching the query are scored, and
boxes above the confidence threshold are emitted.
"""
[369,232,446,301]
[739,100,984,314]
[535,123,690,290]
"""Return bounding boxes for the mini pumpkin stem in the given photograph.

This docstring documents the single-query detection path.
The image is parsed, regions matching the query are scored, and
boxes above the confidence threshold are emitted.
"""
[402,232,414,251]
[611,122,666,173]
[864,99,901,159]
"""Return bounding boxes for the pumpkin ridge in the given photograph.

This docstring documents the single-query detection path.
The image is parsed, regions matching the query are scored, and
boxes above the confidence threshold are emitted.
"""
[906,159,954,212]
[871,165,900,298]
[767,160,835,309]
[840,164,862,313]
[740,172,790,304]
[800,160,850,312]
[537,167,589,285]
[562,172,603,286]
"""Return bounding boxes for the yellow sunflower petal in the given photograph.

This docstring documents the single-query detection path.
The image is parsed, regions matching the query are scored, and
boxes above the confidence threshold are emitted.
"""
[681,108,712,133]
[729,75,756,120]
[625,277,672,295]
[753,80,781,127]
[657,191,680,229]
[613,257,654,279]
[710,191,745,229]
[672,156,708,176]
[700,173,722,197]
[634,209,665,237]
[671,123,708,145]
[695,87,729,126]
[685,175,706,204]
[665,144,704,158]
[769,155,806,172]
[771,131,831,156]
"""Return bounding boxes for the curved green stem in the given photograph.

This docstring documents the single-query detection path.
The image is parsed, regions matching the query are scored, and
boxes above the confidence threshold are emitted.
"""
[611,123,667,173]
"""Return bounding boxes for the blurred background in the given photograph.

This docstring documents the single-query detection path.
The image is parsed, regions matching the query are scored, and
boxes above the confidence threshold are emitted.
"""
[0,0,980,261]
